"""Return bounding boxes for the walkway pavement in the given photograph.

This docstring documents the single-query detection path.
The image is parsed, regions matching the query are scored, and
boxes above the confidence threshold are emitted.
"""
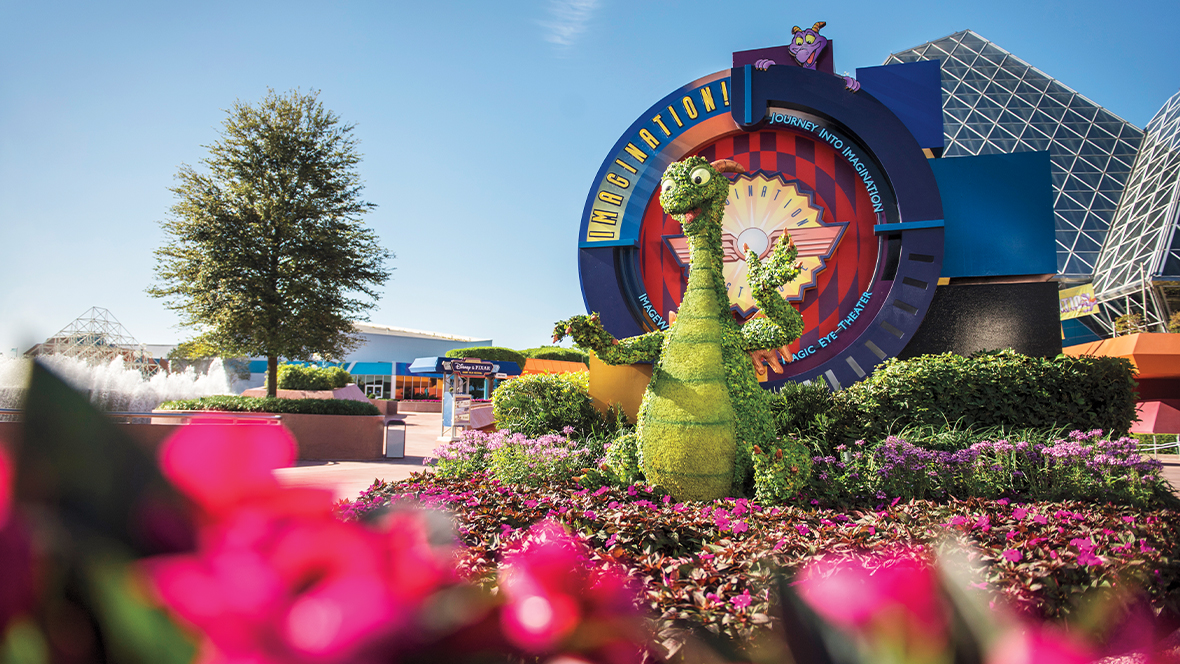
[1156,454,1180,494]
[273,411,445,502]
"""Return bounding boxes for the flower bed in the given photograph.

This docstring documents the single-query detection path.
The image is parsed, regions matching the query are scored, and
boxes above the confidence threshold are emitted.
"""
[343,472,1180,655]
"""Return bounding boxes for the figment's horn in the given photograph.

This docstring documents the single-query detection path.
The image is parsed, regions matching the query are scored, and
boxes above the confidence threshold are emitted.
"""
[812,21,826,32]
[711,159,746,174]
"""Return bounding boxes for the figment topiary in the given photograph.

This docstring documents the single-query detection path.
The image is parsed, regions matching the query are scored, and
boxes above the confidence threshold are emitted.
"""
[555,156,810,501]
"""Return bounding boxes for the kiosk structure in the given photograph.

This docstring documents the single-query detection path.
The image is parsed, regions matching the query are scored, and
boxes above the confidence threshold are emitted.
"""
[407,357,521,440]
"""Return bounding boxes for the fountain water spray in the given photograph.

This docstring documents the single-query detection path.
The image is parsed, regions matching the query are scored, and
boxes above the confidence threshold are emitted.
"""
[0,355,232,413]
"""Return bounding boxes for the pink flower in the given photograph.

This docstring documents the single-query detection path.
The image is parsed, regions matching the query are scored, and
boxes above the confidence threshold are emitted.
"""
[147,424,456,663]
[730,520,749,534]
[0,443,11,527]
[1002,549,1023,563]
[730,589,752,609]
[987,625,1091,664]
[159,423,296,517]
[1013,507,1028,520]
[498,522,641,660]
[796,552,946,642]
[796,523,810,536]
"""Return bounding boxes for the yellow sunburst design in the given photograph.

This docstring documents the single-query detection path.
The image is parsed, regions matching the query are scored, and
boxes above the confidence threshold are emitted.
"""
[719,172,846,315]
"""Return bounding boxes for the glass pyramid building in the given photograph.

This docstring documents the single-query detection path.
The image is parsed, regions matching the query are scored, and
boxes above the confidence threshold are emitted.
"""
[1090,89,1180,331]
[884,30,1144,281]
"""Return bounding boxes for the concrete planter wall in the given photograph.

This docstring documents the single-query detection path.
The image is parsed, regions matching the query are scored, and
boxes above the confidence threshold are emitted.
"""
[278,413,385,460]
[397,401,442,413]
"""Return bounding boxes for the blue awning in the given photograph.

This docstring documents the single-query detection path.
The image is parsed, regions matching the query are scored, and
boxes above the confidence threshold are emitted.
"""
[350,361,393,376]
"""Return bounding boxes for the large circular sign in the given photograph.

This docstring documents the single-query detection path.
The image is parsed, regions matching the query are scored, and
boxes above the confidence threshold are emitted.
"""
[577,66,944,389]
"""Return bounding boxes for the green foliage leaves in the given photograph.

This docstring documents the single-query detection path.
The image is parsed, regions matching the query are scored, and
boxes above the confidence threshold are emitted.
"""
[491,372,607,439]
[159,395,379,416]
[444,346,527,367]
[273,363,351,390]
[521,346,590,365]
[149,89,390,378]
[752,440,813,504]
[831,350,1138,446]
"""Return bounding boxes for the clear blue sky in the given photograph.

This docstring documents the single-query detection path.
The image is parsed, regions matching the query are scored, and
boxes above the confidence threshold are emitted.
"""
[2,0,1178,357]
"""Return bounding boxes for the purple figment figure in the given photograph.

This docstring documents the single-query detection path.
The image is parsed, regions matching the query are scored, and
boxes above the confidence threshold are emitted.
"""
[753,21,860,92]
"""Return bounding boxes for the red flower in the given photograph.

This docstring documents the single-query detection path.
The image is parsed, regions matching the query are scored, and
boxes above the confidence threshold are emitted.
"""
[0,443,35,632]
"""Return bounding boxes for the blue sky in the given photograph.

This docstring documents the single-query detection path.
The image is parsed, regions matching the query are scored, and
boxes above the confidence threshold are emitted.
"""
[2,0,1178,357]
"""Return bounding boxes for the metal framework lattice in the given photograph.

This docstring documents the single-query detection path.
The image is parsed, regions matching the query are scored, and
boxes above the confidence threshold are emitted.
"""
[28,307,160,374]
[1090,89,1180,333]
[885,30,1144,280]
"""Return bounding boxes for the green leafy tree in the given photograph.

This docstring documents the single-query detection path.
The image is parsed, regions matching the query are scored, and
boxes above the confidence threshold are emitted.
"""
[149,89,391,396]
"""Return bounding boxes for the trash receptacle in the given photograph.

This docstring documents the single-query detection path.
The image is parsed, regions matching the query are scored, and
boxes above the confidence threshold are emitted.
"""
[385,418,406,458]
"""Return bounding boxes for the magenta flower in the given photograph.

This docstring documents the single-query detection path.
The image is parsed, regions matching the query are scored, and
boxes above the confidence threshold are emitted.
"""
[987,625,1091,664]
[1002,549,1023,563]
[0,443,10,527]
[796,552,947,642]
[147,424,456,663]
[730,589,752,609]
[498,521,642,661]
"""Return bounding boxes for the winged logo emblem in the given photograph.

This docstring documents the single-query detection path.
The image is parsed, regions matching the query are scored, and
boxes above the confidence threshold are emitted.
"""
[663,171,846,316]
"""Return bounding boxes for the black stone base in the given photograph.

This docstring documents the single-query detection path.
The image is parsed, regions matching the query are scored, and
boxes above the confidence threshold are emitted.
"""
[899,281,1063,359]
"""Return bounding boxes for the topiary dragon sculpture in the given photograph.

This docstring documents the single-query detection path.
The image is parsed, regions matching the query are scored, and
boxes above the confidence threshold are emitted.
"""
[554,156,812,501]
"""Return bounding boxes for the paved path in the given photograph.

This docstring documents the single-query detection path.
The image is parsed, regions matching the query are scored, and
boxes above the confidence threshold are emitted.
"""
[1156,454,1180,495]
[273,411,446,502]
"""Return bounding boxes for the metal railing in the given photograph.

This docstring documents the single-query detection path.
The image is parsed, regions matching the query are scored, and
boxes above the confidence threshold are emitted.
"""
[1136,434,1180,456]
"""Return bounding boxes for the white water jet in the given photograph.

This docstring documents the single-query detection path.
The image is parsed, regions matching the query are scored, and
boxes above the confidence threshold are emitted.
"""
[0,355,232,412]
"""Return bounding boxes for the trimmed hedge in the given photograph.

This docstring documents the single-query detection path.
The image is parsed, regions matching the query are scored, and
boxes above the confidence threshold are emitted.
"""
[159,395,379,416]
[521,346,590,366]
[272,363,351,391]
[832,349,1138,444]
[444,346,527,368]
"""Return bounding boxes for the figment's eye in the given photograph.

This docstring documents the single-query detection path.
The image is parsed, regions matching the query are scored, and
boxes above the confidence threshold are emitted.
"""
[661,179,676,194]
[795,36,804,45]
[689,167,711,185]
[805,34,816,44]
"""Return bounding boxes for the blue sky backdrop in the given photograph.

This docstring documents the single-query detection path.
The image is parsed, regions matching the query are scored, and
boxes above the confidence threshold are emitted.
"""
[2,0,1178,357]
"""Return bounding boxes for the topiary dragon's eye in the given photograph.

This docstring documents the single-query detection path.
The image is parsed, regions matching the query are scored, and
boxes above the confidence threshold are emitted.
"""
[795,36,804,45]
[805,33,815,44]
[689,167,711,185]
[661,179,677,194]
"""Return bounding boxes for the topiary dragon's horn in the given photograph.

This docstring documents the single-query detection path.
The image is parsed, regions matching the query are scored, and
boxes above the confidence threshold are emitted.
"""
[812,21,826,32]
[710,159,746,174]
[791,25,802,34]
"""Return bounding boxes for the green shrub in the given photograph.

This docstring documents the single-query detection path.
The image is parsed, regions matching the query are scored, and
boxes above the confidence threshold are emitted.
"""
[492,372,615,439]
[521,346,590,366]
[752,439,812,504]
[444,346,527,368]
[159,395,379,416]
[832,349,1137,446]
[602,431,643,486]
[768,380,842,439]
[272,363,352,391]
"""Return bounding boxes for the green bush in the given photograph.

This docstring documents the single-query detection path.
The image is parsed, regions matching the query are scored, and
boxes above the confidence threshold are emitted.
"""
[159,395,379,416]
[752,439,813,504]
[768,380,841,441]
[272,363,352,391]
[492,372,615,439]
[831,350,1137,445]
[521,346,590,366]
[445,346,527,368]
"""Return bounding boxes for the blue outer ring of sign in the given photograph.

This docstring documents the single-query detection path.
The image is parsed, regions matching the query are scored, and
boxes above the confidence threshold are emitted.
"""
[577,64,945,388]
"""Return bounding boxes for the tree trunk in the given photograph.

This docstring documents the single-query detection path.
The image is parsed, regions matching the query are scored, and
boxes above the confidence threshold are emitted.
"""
[267,356,278,398]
